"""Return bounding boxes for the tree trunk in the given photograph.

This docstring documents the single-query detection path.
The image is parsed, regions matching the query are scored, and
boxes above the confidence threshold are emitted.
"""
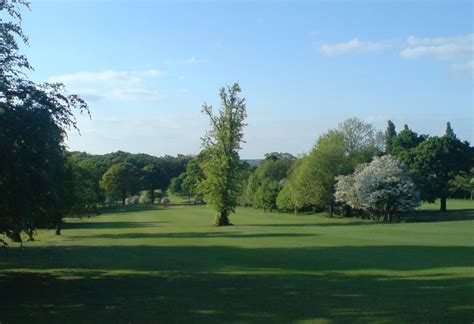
[327,204,333,217]
[55,222,61,235]
[122,196,126,205]
[150,189,155,204]
[440,195,447,212]
[214,212,231,226]
[370,210,376,221]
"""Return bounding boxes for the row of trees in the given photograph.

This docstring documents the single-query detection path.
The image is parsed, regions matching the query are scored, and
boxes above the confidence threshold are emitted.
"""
[183,116,470,223]
[170,112,472,225]
[275,118,383,215]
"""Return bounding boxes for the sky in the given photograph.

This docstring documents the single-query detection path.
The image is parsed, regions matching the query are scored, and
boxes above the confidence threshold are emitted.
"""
[17,0,474,158]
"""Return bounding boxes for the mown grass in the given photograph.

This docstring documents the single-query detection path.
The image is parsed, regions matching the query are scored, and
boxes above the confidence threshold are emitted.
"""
[0,200,473,323]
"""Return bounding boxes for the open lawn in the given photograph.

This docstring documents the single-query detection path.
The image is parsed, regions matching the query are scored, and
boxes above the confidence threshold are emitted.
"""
[1,201,473,323]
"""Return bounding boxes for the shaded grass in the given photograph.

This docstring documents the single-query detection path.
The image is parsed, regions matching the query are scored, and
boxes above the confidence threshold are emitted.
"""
[418,199,474,211]
[1,201,473,323]
[404,199,474,223]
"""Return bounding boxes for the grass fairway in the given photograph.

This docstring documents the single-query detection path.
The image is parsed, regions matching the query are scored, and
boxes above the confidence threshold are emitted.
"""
[1,201,473,323]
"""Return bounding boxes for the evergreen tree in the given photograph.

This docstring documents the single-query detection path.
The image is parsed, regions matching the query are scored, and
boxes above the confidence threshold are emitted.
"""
[385,120,397,154]
[445,121,456,138]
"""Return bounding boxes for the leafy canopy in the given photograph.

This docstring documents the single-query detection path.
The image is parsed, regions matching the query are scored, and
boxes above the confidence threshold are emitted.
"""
[0,0,89,242]
[199,83,247,226]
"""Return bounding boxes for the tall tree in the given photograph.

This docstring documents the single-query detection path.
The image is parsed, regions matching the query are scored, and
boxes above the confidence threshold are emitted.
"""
[199,83,247,226]
[385,120,397,154]
[0,0,88,243]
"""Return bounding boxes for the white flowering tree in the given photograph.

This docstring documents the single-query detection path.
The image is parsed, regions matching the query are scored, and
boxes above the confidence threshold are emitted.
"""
[335,155,420,222]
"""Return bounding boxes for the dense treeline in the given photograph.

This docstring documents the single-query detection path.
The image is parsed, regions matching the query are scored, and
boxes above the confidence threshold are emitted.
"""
[247,119,471,219]
[68,150,191,206]
[172,117,472,222]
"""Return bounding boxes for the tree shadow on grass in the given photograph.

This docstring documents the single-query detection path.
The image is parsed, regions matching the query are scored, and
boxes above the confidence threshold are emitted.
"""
[402,209,474,223]
[242,209,474,227]
[99,204,162,214]
[63,221,165,230]
[239,221,376,227]
[70,232,317,240]
[0,245,472,323]
[1,245,472,275]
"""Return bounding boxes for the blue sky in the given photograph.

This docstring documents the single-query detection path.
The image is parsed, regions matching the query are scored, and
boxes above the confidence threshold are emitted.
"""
[19,0,473,158]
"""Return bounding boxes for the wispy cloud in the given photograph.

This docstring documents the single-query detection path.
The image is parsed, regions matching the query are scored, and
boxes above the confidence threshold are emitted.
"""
[48,69,165,86]
[318,38,392,56]
[316,34,473,78]
[181,56,206,64]
[49,69,167,102]
[400,34,474,60]
[69,88,166,102]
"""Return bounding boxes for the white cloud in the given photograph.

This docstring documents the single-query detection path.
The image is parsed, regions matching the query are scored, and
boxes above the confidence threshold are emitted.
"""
[181,56,206,64]
[49,69,167,102]
[69,88,166,102]
[48,69,165,86]
[318,38,392,56]
[400,34,474,60]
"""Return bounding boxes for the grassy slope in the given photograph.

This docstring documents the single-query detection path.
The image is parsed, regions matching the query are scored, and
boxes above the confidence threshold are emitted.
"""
[0,200,473,323]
